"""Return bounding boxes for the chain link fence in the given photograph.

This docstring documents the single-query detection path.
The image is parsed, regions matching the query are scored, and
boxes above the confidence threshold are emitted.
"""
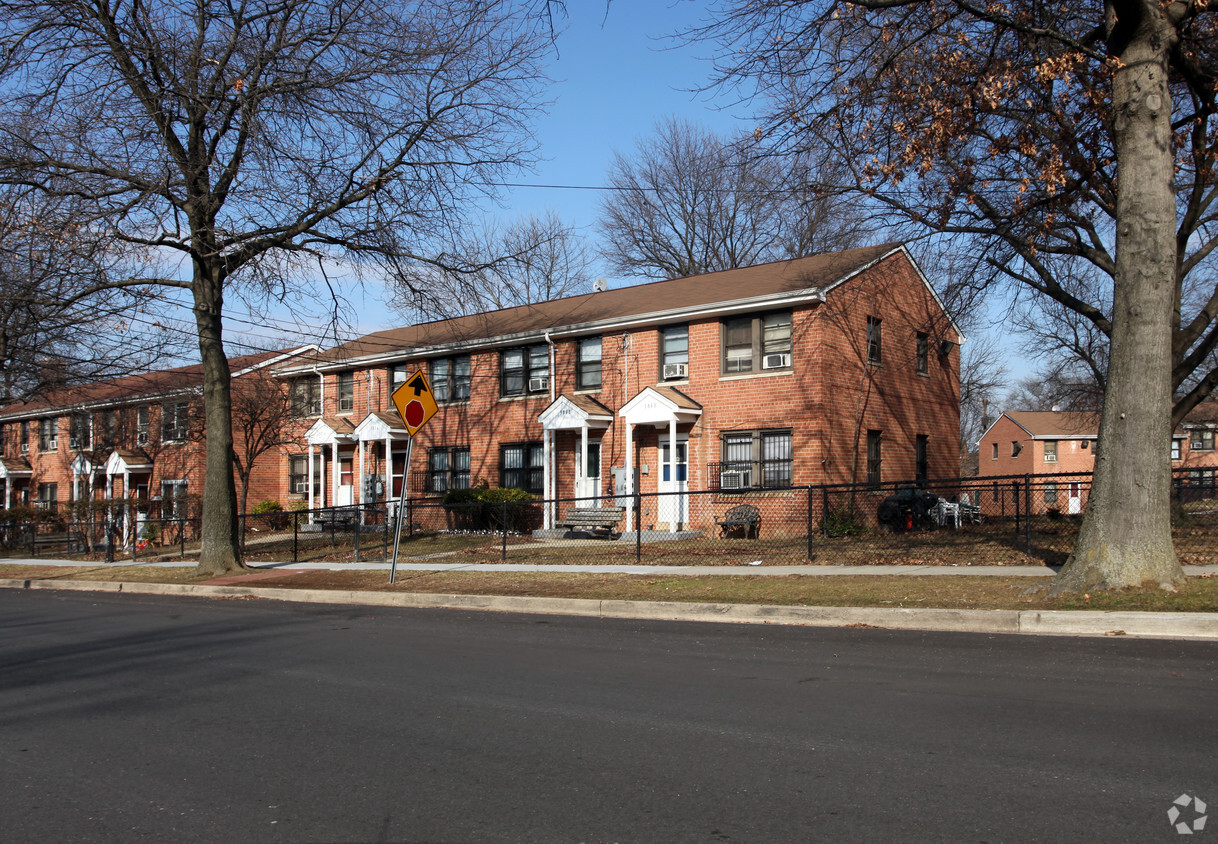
[3,469,1216,567]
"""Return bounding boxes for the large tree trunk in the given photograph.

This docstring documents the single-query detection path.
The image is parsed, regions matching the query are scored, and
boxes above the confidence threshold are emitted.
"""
[1050,2,1185,594]
[192,264,246,576]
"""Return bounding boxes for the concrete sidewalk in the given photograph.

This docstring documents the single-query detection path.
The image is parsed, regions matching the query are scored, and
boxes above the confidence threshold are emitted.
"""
[9,556,1218,577]
[3,558,1218,642]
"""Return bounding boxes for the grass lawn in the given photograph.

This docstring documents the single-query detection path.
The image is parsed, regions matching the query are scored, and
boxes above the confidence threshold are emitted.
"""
[3,562,1217,612]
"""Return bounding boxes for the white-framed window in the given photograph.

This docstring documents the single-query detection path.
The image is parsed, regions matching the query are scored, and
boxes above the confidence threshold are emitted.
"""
[576,337,602,390]
[293,378,322,416]
[69,412,91,450]
[161,401,189,442]
[722,311,792,374]
[288,454,323,495]
[1044,440,1058,462]
[1172,438,1183,461]
[161,479,189,519]
[136,405,150,445]
[38,418,58,452]
[660,324,689,380]
[500,344,549,397]
[430,356,471,403]
[336,371,355,413]
[1191,428,1215,452]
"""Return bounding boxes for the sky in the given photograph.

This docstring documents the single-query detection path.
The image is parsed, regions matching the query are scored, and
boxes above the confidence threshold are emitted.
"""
[330,0,749,338]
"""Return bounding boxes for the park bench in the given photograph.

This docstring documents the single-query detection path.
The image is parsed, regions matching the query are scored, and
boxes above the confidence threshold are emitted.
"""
[556,506,626,536]
[716,503,761,538]
[317,506,359,529]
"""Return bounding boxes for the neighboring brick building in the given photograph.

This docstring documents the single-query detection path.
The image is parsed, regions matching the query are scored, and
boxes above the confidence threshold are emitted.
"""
[0,347,316,521]
[277,243,963,533]
[976,406,1218,513]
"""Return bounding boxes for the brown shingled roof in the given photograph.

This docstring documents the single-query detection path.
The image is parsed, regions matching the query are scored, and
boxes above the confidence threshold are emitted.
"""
[0,348,308,419]
[306,244,904,368]
[1005,411,1100,438]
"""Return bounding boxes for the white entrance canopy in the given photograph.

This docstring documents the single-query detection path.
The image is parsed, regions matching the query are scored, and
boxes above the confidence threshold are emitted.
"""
[104,448,153,500]
[305,417,356,512]
[617,387,702,531]
[0,457,32,509]
[538,394,614,528]
[352,411,410,505]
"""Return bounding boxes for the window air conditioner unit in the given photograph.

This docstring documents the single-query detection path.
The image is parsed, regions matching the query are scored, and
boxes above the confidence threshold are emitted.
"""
[762,353,791,370]
[529,376,549,392]
[20,443,29,454]
[137,431,149,445]
[309,400,322,416]
[293,480,308,494]
[338,398,353,412]
[1044,454,1057,462]
[46,438,57,451]
[662,363,688,380]
[69,437,79,450]
[720,470,748,490]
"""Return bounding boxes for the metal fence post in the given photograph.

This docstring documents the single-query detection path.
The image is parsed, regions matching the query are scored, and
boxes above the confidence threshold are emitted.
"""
[635,488,642,564]
[1012,480,1021,534]
[1024,474,1033,556]
[180,518,186,558]
[806,485,815,560]
[293,513,299,563]
[240,513,247,556]
[353,508,361,563]
[501,500,508,562]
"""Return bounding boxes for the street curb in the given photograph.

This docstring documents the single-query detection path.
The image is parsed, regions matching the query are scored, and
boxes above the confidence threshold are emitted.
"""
[4,578,1218,640]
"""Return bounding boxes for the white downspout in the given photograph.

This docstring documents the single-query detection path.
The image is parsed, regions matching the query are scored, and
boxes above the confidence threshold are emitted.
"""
[544,329,556,526]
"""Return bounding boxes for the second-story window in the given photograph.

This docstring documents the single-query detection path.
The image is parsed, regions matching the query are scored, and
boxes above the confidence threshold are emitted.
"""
[292,377,322,416]
[69,413,91,450]
[336,371,355,412]
[916,332,929,374]
[867,316,883,365]
[722,311,793,374]
[19,421,29,453]
[501,344,549,397]
[137,405,150,445]
[431,356,471,403]
[39,418,58,452]
[576,337,602,390]
[1044,440,1059,462]
[660,325,689,380]
[1191,428,1215,452]
[162,401,189,442]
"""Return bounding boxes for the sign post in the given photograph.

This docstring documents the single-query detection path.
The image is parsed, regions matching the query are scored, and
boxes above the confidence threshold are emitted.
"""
[389,370,438,583]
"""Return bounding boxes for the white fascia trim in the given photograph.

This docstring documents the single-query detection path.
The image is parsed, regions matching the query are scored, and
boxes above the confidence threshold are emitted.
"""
[232,345,321,378]
[278,289,837,376]
[0,386,203,423]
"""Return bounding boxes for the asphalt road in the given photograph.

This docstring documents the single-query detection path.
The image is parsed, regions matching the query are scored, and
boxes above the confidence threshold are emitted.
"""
[2,590,1216,843]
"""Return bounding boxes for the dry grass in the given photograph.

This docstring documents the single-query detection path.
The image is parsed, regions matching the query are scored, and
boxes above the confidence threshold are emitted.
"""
[4,562,1218,612]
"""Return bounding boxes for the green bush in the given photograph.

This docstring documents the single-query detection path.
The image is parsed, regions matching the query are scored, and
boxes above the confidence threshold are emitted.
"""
[822,506,868,538]
[250,499,289,530]
[442,486,537,532]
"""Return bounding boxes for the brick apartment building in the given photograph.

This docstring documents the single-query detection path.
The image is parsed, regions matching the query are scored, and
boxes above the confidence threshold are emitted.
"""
[0,347,316,522]
[977,406,1218,513]
[277,243,963,533]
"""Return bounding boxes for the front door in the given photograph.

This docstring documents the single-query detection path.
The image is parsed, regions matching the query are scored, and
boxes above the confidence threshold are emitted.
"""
[337,456,354,506]
[658,436,688,530]
[575,439,602,502]
[1068,482,1082,515]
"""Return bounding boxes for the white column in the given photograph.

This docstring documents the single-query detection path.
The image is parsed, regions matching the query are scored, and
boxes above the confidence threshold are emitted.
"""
[542,428,552,529]
[580,425,591,503]
[624,422,634,532]
[383,433,391,501]
[307,445,316,521]
[330,442,339,508]
[358,438,367,505]
[669,417,678,533]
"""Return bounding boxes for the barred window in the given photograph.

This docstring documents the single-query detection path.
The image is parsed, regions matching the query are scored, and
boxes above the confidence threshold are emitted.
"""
[427,446,470,494]
[501,442,544,493]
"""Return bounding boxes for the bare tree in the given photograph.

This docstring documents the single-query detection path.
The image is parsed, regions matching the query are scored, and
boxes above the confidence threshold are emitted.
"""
[958,333,1008,454]
[597,116,867,281]
[0,0,558,575]
[0,188,179,404]
[388,210,594,321]
[226,369,307,517]
[690,1,1218,593]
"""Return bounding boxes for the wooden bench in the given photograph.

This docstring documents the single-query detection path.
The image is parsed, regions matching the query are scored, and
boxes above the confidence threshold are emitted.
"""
[716,504,761,538]
[556,506,626,536]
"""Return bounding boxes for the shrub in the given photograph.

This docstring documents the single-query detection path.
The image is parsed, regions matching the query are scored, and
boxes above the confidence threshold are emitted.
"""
[442,487,538,532]
[822,506,868,538]
[251,499,289,530]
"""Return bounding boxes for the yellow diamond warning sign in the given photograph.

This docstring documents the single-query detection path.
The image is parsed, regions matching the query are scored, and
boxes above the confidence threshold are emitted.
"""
[391,369,438,437]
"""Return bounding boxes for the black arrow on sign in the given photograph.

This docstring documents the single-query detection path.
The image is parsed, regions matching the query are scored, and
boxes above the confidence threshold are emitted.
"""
[407,373,429,396]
